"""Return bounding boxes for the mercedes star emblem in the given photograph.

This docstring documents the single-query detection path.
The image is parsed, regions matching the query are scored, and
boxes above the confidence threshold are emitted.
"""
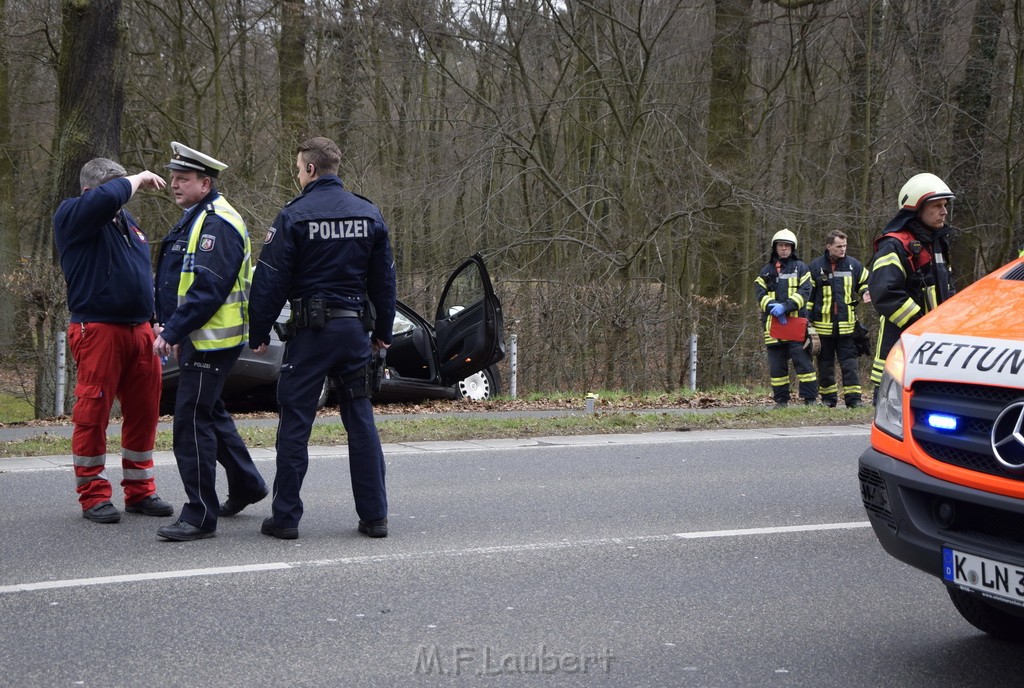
[991,401,1024,469]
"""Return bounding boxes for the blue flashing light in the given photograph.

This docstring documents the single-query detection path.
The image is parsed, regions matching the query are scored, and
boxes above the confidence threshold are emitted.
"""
[926,413,959,432]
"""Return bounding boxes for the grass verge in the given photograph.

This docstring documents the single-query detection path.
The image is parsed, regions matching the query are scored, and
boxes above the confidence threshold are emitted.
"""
[0,404,872,459]
[0,393,35,424]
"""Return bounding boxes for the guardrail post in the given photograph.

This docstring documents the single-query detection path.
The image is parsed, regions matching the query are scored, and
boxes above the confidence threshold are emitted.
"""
[509,333,518,399]
[56,331,67,416]
[689,333,698,392]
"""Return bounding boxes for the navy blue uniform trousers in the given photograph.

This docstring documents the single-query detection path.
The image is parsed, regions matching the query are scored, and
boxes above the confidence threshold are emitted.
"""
[816,334,861,405]
[766,341,817,403]
[272,316,387,529]
[174,342,266,531]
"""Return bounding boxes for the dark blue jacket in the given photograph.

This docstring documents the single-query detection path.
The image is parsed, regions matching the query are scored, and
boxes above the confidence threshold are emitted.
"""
[806,252,869,334]
[248,175,397,347]
[154,188,246,346]
[53,177,155,324]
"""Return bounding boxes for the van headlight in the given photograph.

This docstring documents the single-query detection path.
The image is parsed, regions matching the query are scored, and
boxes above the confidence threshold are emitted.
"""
[874,342,906,440]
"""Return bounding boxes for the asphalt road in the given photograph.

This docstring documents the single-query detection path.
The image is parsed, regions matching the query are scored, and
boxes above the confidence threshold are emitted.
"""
[2,427,1022,687]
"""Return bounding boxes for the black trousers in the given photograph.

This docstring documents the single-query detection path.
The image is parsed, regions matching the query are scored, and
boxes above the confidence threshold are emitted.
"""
[174,342,266,531]
[871,316,903,386]
[816,335,862,405]
[271,316,387,529]
[766,342,817,403]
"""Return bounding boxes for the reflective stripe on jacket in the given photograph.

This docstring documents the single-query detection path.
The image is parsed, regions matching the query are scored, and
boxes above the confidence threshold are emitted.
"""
[754,256,812,345]
[868,230,952,331]
[177,197,252,350]
[807,252,869,335]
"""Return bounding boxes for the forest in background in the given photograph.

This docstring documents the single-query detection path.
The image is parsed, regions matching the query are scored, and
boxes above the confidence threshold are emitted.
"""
[0,0,1021,417]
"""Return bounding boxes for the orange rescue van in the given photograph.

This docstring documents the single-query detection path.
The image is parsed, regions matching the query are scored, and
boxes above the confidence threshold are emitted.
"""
[859,257,1024,639]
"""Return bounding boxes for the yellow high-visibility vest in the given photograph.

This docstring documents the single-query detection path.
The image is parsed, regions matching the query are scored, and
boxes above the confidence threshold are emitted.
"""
[177,196,252,350]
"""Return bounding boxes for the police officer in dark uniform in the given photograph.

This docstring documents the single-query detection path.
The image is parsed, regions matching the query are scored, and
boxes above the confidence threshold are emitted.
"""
[249,136,396,540]
[153,142,268,541]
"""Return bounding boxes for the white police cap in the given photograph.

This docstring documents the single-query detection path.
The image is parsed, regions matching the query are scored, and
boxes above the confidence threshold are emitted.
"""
[165,141,227,177]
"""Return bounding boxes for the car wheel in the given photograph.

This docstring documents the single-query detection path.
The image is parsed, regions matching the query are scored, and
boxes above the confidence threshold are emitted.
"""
[316,376,331,409]
[456,365,500,401]
[947,585,1024,640]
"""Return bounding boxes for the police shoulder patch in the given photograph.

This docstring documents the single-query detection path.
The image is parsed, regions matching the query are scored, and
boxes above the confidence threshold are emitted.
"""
[264,227,277,244]
[199,234,216,251]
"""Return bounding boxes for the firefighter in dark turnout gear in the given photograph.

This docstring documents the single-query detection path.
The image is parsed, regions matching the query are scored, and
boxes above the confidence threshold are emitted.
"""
[807,230,870,408]
[868,173,955,397]
[153,142,267,541]
[755,229,818,407]
[248,136,397,540]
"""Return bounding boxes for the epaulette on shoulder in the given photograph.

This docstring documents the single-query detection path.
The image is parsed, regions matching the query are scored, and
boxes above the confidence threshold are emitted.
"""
[352,191,375,205]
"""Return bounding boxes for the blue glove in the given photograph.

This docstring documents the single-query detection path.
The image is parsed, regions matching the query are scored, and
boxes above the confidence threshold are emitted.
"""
[769,303,788,324]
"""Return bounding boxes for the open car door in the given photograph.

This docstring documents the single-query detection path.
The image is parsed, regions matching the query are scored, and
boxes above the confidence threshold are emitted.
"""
[434,254,505,385]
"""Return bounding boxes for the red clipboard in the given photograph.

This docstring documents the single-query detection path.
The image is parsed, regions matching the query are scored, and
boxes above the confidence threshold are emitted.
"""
[770,316,807,342]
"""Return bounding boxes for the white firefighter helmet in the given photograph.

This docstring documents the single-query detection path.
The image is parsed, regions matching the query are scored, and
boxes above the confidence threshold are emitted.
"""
[771,228,798,250]
[897,173,955,211]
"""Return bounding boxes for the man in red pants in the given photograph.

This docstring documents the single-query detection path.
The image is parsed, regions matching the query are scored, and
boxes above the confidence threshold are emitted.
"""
[54,158,176,523]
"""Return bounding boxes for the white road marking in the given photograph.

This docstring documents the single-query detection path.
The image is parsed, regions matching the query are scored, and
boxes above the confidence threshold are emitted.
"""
[0,563,291,594]
[0,521,871,595]
[674,521,870,539]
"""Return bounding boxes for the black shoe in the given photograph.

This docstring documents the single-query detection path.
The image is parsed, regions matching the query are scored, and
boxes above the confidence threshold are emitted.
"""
[261,517,298,540]
[358,518,388,538]
[804,399,818,406]
[847,399,863,409]
[83,501,121,524]
[822,399,837,408]
[220,487,269,517]
[157,520,215,541]
[125,494,175,517]
[773,401,789,410]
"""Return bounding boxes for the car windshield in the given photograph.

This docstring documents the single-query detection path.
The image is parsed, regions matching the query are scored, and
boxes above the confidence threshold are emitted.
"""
[393,311,415,335]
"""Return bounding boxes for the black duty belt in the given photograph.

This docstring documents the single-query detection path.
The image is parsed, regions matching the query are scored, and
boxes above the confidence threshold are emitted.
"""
[329,308,360,318]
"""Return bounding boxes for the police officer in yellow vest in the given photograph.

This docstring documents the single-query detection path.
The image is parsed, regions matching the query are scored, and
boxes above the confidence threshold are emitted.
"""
[152,142,267,541]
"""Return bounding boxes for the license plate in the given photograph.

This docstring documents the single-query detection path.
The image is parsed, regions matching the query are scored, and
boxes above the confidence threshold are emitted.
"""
[943,547,1024,608]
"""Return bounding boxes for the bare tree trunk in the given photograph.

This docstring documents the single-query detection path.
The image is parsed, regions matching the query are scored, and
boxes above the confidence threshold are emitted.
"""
[1001,2,1024,266]
[0,0,17,345]
[950,0,1005,272]
[703,0,754,302]
[845,0,884,248]
[32,0,125,418]
[279,0,308,147]
[699,0,754,387]
[892,0,947,171]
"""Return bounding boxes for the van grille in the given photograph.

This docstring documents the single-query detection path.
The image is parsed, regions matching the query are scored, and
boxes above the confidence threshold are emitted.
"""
[911,381,1024,481]
[1001,264,1024,282]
